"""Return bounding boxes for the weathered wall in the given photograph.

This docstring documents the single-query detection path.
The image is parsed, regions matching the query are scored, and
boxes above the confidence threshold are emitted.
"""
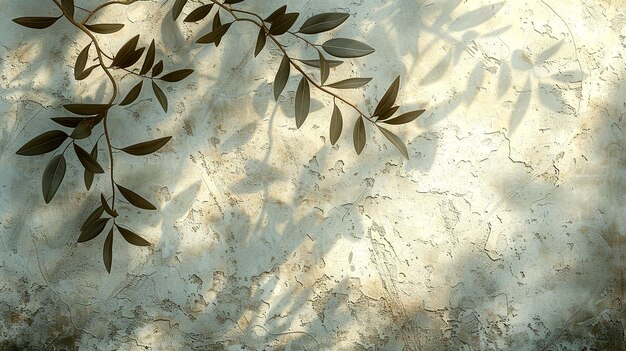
[0,0,624,350]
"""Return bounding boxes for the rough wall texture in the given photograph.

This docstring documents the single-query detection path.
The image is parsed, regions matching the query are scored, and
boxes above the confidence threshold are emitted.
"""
[1,0,624,350]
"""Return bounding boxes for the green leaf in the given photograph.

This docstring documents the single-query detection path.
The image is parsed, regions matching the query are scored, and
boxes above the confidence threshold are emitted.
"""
[64,103,111,116]
[151,81,168,113]
[299,13,349,34]
[76,65,98,81]
[295,77,310,129]
[299,59,343,69]
[78,218,110,243]
[101,194,116,217]
[184,4,213,22]
[318,52,329,85]
[196,23,232,45]
[51,117,88,128]
[353,116,366,155]
[373,76,400,117]
[119,81,143,106]
[384,110,425,125]
[42,154,66,203]
[159,69,194,82]
[111,34,140,68]
[81,206,104,231]
[330,103,342,145]
[269,12,299,35]
[16,130,68,156]
[325,77,372,89]
[322,38,375,58]
[376,125,409,159]
[74,143,104,173]
[116,184,157,210]
[172,0,188,21]
[120,136,171,156]
[103,228,113,273]
[13,16,61,29]
[119,47,145,69]
[140,40,155,75]
[152,60,164,76]
[61,0,74,19]
[274,55,290,100]
[85,23,125,34]
[265,5,287,22]
[70,118,94,139]
[116,225,151,246]
[74,43,91,80]
[254,27,266,57]
[212,12,223,46]
[84,143,98,190]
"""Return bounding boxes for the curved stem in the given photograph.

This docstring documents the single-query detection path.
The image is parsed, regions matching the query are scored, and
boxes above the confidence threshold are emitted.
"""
[83,0,144,24]
[101,51,153,79]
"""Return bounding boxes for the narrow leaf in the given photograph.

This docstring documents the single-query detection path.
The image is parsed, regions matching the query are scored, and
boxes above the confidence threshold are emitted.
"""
[103,228,113,273]
[74,143,104,173]
[172,0,188,21]
[111,34,139,68]
[152,60,164,76]
[120,136,171,156]
[184,4,213,22]
[265,5,287,22]
[326,77,372,89]
[159,69,194,82]
[74,43,91,80]
[318,52,329,85]
[42,154,66,203]
[119,47,145,69]
[61,0,74,19]
[330,103,342,145]
[85,23,125,34]
[322,38,375,58]
[269,12,299,35]
[254,28,266,57]
[51,117,88,128]
[376,105,399,121]
[13,16,61,29]
[101,194,116,217]
[84,143,98,190]
[70,119,94,139]
[384,110,425,125]
[81,206,103,231]
[140,40,155,75]
[64,103,111,116]
[116,225,151,246]
[274,55,290,100]
[119,81,143,106]
[353,116,366,155]
[78,218,110,243]
[116,184,157,210]
[299,59,343,69]
[299,13,349,34]
[76,65,98,80]
[373,76,400,117]
[152,81,168,113]
[16,130,68,156]
[377,125,409,159]
[295,77,310,129]
[196,23,232,44]
[224,0,245,3]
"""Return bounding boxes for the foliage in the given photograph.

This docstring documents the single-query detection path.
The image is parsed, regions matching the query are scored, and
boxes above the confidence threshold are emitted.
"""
[13,0,425,272]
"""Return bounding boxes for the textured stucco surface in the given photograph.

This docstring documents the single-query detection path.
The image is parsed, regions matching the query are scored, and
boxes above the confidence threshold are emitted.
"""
[1,0,625,350]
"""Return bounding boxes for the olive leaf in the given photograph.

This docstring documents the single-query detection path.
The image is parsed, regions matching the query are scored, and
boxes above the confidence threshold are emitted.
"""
[298,13,349,34]
[152,60,164,76]
[376,125,409,159]
[116,225,151,246]
[269,12,299,35]
[373,76,400,117]
[353,116,366,155]
[42,154,66,203]
[120,136,172,156]
[120,47,145,69]
[101,194,116,217]
[64,103,111,116]
[16,130,68,156]
[81,206,104,231]
[224,0,245,4]
[295,77,310,129]
[212,12,223,46]
[299,59,343,69]
[103,228,113,273]
[70,119,94,139]
[159,69,194,82]
[172,0,188,21]
[376,106,399,121]
[254,28,266,57]
[184,4,214,22]
[74,143,104,173]
[13,16,62,29]
[116,184,157,210]
[152,81,168,112]
[85,23,125,34]
[265,5,287,22]
[318,52,330,85]
[74,43,91,80]
[274,55,290,100]
[196,23,232,44]
[78,218,110,243]
[325,77,372,89]
[330,103,342,145]
[119,81,143,106]
[51,117,88,128]
[76,65,99,81]
[322,38,375,58]
[84,143,98,190]
[140,40,156,75]
[61,0,74,19]
[384,110,425,125]
[111,34,140,68]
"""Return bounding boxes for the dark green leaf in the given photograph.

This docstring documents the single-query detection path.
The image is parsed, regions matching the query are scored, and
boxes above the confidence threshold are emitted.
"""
[74,143,104,173]
[384,110,425,124]
[274,55,290,100]
[101,194,116,217]
[377,125,409,159]
[318,52,329,85]
[196,23,232,45]
[13,16,61,29]
[74,43,90,80]
[103,228,113,273]
[81,206,104,231]
[373,76,400,117]
[322,38,375,58]
[140,40,155,75]
[116,224,151,246]
[172,0,188,21]
[120,136,171,156]
[295,77,310,129]
[16,130,68,156]
[353,116,366,155]
[265,5,287,22]
[269,12,299,35]
[159,69,194,82]
[376,105,399,121]
[119,81,143,106]
[212,12,225,47]
[299,59,343,69]
[64,103,111,116]
[224,0,245,3]
[61,0,74,19]
[51,117,88,128]
[111,34,140,68]
[152,60,164,76]
[254,28,266,57]
[85,23,125,34]
[78,218,110,243]
[326,77,371,89]
[116,184,157,210]
[84,143,98,190]
[184,4,213,22]
[70,119,94,139]
[330,103,342,145]
[76,65,98,80]
[42,154,66,203]
[298,13,349,34]
[151,81,168,113]
[119,47,145,69]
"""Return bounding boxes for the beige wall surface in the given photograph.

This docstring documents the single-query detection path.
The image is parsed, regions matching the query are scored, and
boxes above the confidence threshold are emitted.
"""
[0,0,624,350]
